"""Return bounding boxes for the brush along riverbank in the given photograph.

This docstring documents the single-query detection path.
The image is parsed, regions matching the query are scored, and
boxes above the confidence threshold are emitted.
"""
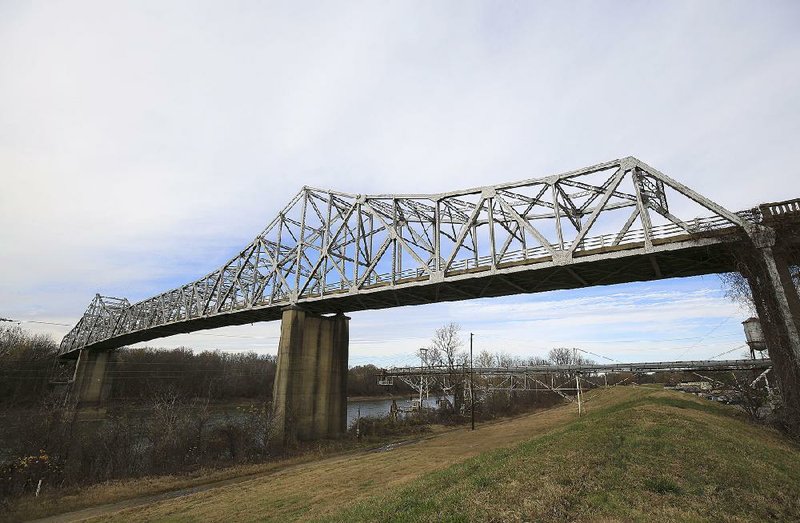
[26,386,800,522]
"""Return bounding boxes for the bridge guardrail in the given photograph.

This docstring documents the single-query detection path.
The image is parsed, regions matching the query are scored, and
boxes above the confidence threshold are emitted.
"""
[759,198,800,221]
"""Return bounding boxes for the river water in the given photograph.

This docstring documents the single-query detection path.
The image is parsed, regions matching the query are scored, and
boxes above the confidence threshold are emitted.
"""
[346,395,449,427]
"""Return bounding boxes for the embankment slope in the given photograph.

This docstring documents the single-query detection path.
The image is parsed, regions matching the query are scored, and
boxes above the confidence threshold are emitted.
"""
[38,386,800,522]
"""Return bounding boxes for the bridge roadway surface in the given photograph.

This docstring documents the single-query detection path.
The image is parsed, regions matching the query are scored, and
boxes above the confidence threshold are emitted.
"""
[59,157,800,355]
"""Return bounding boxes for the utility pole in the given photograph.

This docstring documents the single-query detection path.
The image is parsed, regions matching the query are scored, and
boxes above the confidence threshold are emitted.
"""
[470,332,475,431]
[419,347,428,410]
[573,347,582,416]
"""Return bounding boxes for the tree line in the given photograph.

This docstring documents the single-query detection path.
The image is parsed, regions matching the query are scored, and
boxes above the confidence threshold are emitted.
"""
[0,326,413,407]
[1,323,606,410]
[0,322,598,503]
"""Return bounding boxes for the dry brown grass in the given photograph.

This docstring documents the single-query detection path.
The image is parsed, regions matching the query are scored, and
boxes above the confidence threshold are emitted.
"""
[28,386,786,523]
[10,455,318,522]
[47,388,633,522]
[9,435,415,522]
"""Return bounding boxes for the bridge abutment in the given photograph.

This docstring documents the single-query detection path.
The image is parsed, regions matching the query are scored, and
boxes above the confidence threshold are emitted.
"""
[272,306,349,445]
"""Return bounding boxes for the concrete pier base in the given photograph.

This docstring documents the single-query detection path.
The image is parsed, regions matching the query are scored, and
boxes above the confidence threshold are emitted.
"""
[70,348,116,422]
[272,306,349,444]
[64,348,116,477]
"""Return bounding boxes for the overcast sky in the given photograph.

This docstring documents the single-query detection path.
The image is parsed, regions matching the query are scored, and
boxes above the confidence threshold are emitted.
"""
[1,1,798,365]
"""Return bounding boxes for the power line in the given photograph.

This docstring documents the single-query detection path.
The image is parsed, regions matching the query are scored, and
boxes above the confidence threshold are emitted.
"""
[1,317,72,327]
[706,344,748,361]
[674,316,736,360]
[478,332,741,345]
[191,332,279,340]
[576,348,621,363]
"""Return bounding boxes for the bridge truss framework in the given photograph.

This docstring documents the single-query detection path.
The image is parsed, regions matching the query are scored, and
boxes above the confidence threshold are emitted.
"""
[381,358,776,405]
[55,155,800,443]
[60,156,792,356]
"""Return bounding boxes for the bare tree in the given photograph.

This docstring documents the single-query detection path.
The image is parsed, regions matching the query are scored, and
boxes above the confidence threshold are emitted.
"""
[426,323,467,413]
[427,322,466,368]
[547,347,591,366]
[547,348,594,383]
[525,356,550,365]
[475,350,495,367]
[495,351,514,368]
[728,371,771,422]
[719,266,800,315]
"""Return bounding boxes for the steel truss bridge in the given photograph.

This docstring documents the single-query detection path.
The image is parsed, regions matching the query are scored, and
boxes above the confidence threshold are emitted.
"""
[380,358,775,401]
[60,156,800,356]
[381,358,774,378]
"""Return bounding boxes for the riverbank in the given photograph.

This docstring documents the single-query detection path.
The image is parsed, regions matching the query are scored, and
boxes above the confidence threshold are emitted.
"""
[4,396,551,521]
[28,386,800,522]
[5,431,411,522]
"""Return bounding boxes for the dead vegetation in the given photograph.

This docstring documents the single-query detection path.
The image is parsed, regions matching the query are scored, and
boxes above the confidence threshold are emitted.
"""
[30,386,800,523]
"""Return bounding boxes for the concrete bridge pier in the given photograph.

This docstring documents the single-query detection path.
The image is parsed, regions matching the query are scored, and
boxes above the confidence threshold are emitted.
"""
[272,306,349,445]
[69,348,116,422]
[63,348,116,478]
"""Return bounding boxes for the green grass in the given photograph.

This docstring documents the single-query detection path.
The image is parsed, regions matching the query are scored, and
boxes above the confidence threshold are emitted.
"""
[319,392,800,522]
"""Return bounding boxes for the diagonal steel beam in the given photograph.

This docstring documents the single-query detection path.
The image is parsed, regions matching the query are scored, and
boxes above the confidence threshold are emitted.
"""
[568,168,626,254]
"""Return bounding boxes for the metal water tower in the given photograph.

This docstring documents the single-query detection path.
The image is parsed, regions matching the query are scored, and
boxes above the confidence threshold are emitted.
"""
[742,317,768,358]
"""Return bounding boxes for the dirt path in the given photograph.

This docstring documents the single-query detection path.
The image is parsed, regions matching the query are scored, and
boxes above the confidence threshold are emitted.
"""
[35,387,640,522]
[31,433,446,523]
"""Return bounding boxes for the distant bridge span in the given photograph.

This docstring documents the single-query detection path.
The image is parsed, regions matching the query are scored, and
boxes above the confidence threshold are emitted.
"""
[382,358,775,378]
[381,359,775,399]
[59,157,800,442]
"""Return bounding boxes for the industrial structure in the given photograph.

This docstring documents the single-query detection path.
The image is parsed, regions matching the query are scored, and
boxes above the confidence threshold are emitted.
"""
[58,157,800,442]
[380,358,774,403]
[382,358,775,380]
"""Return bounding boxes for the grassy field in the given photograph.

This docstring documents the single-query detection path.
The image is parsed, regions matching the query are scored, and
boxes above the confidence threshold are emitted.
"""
[326,389,800,522]
[20,386,800,522]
